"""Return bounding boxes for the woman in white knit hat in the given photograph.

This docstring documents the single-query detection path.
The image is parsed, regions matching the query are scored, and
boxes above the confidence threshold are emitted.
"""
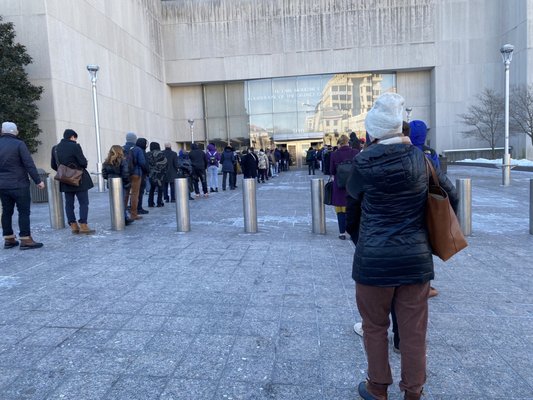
[345,93,459,400]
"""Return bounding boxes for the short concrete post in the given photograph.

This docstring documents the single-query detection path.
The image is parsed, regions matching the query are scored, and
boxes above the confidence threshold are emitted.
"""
[109,178,125,231]
[311,178,326,234]
[530,179,533,235]
[243,178,257,233]
[456,178,472,236]
[47,176,65,229]
[175,178,190,232]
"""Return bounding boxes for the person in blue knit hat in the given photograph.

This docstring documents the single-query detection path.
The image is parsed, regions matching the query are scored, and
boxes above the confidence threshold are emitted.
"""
[409,120,441,170]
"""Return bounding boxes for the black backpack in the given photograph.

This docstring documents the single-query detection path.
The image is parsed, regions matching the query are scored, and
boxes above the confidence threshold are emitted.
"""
[335,159,354,189]
[208,151,217,166]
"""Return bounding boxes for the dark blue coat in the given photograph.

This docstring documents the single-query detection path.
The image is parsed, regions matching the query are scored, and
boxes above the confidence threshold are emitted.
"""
[0,134,41,189]
[51,138,94,192]
[220,149,236,173]
[345,143,458,287]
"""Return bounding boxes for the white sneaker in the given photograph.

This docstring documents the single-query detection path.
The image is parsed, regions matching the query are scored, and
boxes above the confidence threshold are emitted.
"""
[353,322,363,337]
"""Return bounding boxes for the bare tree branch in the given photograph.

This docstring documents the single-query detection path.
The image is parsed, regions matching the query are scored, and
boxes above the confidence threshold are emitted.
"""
[510,84,533,146]
[457,88,504,157]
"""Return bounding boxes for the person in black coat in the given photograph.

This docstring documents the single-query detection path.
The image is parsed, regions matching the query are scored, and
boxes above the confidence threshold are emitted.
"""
[51,129,95,234]
[188,143,208,197]
[240,149,258,179]
[102,145,133,225]
[0,122,45,249]
[162,143,179,202]
[345,93,459,400]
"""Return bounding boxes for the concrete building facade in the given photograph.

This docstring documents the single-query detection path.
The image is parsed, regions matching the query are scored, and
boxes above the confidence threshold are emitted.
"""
[1,0,532,170]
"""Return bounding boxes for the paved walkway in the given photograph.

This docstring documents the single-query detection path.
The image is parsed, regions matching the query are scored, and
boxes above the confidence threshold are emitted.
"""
[0,165,532,400]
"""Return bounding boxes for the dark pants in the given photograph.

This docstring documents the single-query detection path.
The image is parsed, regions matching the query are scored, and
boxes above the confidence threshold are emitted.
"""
[0,187,32,237]
[308,162,316,175]
[222,171,236,189]
[336,211,346,234]
[138,176,147,211]
[192,169,207,195]
[64,190,90,224]
[164,181,175,202]
[356,282,430,397]
[258,168,267,182]
[148,180,164,206]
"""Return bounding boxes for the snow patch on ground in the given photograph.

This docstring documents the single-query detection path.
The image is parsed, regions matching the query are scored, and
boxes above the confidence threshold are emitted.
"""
[459,158,533,166]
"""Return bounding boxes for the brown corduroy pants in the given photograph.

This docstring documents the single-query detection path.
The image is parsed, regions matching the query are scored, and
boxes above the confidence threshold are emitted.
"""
[356,281,430,397]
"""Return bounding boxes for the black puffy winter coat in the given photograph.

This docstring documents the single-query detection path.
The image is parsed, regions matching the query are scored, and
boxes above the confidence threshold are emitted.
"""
[345,143,458,287]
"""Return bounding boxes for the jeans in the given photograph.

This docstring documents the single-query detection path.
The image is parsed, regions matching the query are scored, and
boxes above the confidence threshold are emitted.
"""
[163,181,175,201]
[64,190,90,224]
[0,187,32,237]
[207,166,218,189]
[356,282,430,396]
[308,162,316,175]
[222,171,236,189]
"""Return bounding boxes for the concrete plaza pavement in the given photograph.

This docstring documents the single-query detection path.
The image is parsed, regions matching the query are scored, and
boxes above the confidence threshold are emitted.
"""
[0,165,532,400]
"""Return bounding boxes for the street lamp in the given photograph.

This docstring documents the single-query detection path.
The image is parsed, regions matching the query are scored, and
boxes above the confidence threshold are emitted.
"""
[87,64,104,192]
[500,44,514,186]
[406,107,413,122]
[187,119,194,145]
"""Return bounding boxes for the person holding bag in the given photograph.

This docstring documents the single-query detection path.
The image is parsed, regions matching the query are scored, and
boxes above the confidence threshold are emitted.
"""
[345,93,459,400]
[51,129,95,234]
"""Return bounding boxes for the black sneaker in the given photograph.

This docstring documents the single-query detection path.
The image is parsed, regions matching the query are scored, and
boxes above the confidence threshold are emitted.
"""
[137,209,149,215]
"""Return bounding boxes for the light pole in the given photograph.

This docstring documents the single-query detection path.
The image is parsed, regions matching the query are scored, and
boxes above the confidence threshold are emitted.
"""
[187,119,194,146]
[87,64,104,192]
[406,107,413,122]
[500,44,514,186]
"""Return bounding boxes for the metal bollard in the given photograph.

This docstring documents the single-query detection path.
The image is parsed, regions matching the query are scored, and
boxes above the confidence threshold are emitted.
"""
[311,179,326,234]
[175,178,190,232]
[530,179,533,235]
[243,178,257,233]
[109,178,125,230]
[456,178,472,236]
[46,176,65,229]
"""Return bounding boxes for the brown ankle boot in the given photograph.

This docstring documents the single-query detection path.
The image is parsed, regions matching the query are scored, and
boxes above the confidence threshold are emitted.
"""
[19,236,43,250]
[70,222,80,234]
[404,391,422,400]
[4,235,19,249]
[79,223,95,234]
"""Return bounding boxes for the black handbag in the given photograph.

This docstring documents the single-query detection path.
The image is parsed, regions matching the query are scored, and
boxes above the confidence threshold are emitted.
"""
[324,180,333,205]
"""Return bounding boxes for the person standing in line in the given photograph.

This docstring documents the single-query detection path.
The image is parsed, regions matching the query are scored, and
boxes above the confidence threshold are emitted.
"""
[306,146,317,175]
[123,132,148,220]
[257,149,268,183]
[135,138,150,214]
[162,143,179,203]
[102,145,134,225]
[240,148,258,180]
[51,129,95,234]
[274,147,282,174]
[345,93,458,400]
[189,143,209,198]
[0,122,45,249]
[329,135,359,240]
[220,145,236,190]
[146,142,168,207]
[206,143,220,193]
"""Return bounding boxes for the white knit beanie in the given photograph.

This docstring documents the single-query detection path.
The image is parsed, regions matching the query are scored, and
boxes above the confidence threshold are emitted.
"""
[365,93,405,140]
[1,122,18,135]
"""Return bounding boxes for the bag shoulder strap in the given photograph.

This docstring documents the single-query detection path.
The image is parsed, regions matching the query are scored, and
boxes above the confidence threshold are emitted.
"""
[54,146,60,166]
[424,156,439,188]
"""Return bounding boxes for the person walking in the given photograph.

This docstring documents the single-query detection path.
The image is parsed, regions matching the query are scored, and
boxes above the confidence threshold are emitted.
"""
[0,122,44,249]
[206,143,220,193]
[329,135,359,240]
[220,145,236,190]
[123,132,148,220]
[189,143,209,197]
[51,129,95,234]
[162,143,179,203]
[345,93,459,400]
[146,142,168,207]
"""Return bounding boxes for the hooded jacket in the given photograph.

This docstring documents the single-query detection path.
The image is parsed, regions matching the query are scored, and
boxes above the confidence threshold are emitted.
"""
[206,143,220,167]
[409,120,441,169]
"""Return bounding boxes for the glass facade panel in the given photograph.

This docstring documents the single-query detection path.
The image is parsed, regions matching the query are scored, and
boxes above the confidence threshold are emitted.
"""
[202,72,395,153]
